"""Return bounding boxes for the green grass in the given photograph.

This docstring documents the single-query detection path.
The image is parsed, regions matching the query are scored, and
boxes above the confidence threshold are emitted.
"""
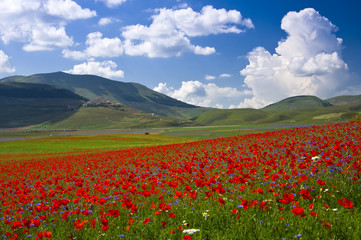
[0,134,192,155]
[262,95,332,111]
[193,103,361,126]
[161,124,293,140]
[33,107,192,130]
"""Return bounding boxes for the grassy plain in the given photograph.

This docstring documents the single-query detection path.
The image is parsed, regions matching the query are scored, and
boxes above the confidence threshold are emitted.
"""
[0,124,290,162]
[0,134,192,155]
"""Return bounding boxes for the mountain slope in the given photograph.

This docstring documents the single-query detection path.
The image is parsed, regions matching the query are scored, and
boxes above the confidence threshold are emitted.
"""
[0,72,209,119]
[36,106,193,130]
[326,95,361,106]
[0,82,86,128]
[262,95,332,112]
[194,108,269,125]
[194,95,361,125]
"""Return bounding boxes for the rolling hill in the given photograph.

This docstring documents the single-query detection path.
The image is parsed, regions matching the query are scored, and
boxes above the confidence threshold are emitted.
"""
[35,106,193,130]
[0,72,209,119]
[1,72,360,129]
[262,95,332,112]
[194,95,361,125]
[0,82,87,128]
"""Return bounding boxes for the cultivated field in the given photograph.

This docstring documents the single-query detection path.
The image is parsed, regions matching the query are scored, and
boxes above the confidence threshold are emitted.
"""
[0,122,360,239]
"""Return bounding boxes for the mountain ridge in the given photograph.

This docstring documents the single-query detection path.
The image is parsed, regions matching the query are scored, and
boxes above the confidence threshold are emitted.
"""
[1,72,360,128]
[0,72,209,119]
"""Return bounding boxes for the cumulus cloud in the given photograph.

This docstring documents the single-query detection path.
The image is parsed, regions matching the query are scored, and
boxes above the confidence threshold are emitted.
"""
[122,5,253,58]
[154,81,251,108]
[220,73,231,78]
[98,0,127,8]
[0,0,95,51]
[23,25,73,51]
[63,32,123,60]
[65,61,124,79]
[0,50,15,73]
[44,0,96,20]
[98,17,115,26]
[239,8,357,108]
[205,74,216,80]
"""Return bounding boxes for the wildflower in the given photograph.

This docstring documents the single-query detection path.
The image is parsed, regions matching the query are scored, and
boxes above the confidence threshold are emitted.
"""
[107,209,121,218]
[230,209,238,215]
[310,211,317,217]
[202,210,209,219]
[311,156,320,161]
[35,231,52,240]
[168,212,176,218]
[298,189,312,200]
[338,198,354,209]
[295,233,302,238]
[183,229,200,235]
[291,206,305,217]
[143,217,151,225]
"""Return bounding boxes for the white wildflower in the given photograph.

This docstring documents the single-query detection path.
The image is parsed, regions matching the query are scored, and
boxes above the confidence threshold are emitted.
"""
[183,229,200,235]
[202,210,209,219]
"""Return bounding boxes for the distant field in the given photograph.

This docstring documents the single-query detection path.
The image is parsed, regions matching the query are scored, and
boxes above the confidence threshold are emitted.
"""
[0,124,304,160]
[161,124,304,139]
[0,134,192,156]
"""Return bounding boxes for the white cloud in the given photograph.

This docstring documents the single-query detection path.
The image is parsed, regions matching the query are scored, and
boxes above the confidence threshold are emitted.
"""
[239,8,356,108]
[63,32,123,60]
[99,17,113,26]
[176,3,189,9]
[98,0,127,8]
[62,49,87,60]
[0,50,15,73]
[154,81,251,108]
[154,82,173,96]
[0,0,96,51]
[205,74,216,80]
[122,5,253,58]
[65,61,124,79]
[220,73,231,78]
[23,25,73,51]
[44,0,96,20]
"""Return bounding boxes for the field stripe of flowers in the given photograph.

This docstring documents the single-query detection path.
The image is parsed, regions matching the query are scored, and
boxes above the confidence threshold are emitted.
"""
[0,121,360,239]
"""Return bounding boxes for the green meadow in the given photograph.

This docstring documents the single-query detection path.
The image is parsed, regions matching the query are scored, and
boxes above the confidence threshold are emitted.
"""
[0,133,192,155]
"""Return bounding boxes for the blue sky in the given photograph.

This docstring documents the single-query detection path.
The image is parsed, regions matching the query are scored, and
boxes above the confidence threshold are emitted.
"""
[0,0,360,108]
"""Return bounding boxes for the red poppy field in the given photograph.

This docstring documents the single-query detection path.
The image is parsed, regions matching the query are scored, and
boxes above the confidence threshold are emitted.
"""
[1,121,360,239]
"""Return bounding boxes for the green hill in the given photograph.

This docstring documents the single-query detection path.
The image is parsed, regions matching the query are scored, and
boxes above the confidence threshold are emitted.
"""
[194,95,361,126]
[262,95,332,111]
[0,72,209,119]
[0,82,86,128]
[194,108,268,125]
[326,95,361,106]
[37,106,193,130]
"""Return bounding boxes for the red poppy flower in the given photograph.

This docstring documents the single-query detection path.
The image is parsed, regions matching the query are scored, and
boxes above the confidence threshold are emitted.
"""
[298,189,312,200]
[291,206,305,217]
[143,217,151,225]
[168,212,176,218]
[107,209,121,218]
[338,198,354,209]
